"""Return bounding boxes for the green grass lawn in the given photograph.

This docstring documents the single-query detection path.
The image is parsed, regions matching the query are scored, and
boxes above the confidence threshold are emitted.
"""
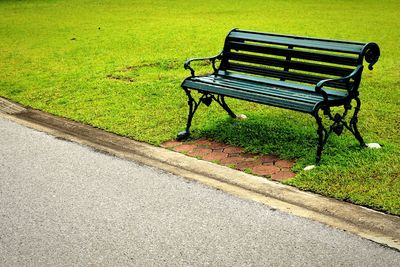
[1,0,399,215]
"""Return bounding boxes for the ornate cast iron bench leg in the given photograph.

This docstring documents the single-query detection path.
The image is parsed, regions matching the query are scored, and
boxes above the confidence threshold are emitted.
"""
[313,109,329,165]
[213,95,236,118]
[348,97,367,148]
[313,97,367,164]
[177,88,199,140]
[177,90,237,140]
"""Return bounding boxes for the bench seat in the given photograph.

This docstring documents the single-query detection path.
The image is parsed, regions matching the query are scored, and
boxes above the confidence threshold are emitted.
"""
[183,72,348,114]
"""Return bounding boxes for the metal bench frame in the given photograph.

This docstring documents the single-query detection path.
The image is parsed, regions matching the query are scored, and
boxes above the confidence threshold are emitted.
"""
[177,29,380,164]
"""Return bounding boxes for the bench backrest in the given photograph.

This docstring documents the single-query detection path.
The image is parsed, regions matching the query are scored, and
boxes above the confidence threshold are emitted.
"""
[219,29,380,91]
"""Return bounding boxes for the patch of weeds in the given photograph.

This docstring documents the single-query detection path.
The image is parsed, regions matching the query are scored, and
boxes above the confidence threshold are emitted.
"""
[106,74,135,83]
[243,168,253,174]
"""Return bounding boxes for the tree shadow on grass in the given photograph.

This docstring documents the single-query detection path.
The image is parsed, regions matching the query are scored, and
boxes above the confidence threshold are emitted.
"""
[195,113,318,160]
[194,111,369,164]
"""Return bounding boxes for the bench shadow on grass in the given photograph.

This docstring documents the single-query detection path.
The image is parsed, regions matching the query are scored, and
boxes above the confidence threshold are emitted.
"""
[194,112,370,166]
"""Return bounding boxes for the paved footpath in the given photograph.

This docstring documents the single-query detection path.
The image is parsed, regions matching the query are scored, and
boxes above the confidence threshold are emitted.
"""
[1,117,399,266]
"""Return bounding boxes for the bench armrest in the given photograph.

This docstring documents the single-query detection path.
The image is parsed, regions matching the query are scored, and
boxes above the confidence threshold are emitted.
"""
[315,65,364,101]
[184,51,223,77]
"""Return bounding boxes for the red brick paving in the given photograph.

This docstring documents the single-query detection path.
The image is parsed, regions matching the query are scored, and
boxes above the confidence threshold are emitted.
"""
[236,160,262,171]
[252,165,280,176]
[219,156,245,166]
[228,153,243,157]
[174,144,197,153]
[187,147,212,157]
[208,141,227,149]
[202,151,228,161]
[223,146,244,154]
[195,139,213,146]
[161,140,182,148]
[261,161,274,166]
[271,171,296,181]
[259,155,279,163]
[211,148,224,152]
[275,160,293,168]
[161,138,296,181]
[240,153,259,159]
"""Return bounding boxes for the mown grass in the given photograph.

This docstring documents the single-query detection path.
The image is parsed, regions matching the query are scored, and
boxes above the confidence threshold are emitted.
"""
[1,0,399,214]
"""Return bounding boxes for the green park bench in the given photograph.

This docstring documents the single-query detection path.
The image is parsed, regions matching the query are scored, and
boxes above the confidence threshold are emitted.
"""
[177,29,380,164]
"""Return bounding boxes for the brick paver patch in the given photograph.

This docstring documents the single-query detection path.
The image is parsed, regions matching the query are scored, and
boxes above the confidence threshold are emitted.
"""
[162,138,296,181]
[161,140,182,148]
[275,160,293,168]
[202,151,228,162]
[252,165,280,176]
[271,171,296,181]
[187,147,212,157]
[223,146,244,154]
[219,156,244,166]
[236,160,262,171]
[174,144,198,153]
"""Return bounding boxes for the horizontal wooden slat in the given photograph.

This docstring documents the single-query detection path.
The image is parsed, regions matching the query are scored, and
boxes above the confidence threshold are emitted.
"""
[193,76,344,104]
[228,31,364,54]
[226,52,353,77]
[228,41,359,66]
[215,71,348,97]
[182,79,317,113]
[226,63,351,89]
[235,29,366,46]
[196,77,316,103]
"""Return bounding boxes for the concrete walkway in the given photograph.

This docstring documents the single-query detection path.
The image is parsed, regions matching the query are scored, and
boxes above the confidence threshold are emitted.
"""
[1,115,400,266]
[1,97,399,251]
